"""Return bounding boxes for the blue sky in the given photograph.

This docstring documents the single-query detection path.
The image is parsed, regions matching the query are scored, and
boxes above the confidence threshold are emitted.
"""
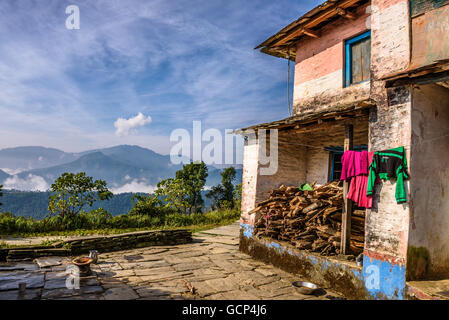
[0,0,322,155]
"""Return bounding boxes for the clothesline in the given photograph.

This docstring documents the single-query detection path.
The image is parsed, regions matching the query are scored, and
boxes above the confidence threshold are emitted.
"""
[273,141,411,152]
[341,147,409,206]
[273,141,328,150]
[255,130,449,150]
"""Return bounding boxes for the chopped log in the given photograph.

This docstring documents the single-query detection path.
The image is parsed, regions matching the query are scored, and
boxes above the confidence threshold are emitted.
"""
[303,201,324,214]
[295,240,313,250]
[253,180,364,256]
[312,239,328,251]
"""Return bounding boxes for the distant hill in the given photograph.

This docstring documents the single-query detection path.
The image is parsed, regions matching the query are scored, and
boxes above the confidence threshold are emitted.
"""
[0,145,242,192]
[0,169,9,182]
[0,146,78,173]
[0,190,216,220]
[19,151,168,188]
[0,190,139,219]
[81,145,176,172]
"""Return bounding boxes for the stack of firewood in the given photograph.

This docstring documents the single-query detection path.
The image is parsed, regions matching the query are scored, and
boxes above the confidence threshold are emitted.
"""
[251,181,364,256]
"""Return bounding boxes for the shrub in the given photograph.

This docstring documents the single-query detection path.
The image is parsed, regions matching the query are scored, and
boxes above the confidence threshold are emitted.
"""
[0,207,240,235]
[128,195,168,217]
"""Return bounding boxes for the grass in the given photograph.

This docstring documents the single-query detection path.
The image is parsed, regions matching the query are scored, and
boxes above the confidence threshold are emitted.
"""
[0,208,240,237]
[0,220,238,249]
[2,219,238,239]
[0,208,240,250]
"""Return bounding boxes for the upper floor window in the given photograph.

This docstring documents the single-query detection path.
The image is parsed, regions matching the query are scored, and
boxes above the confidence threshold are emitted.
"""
[345,31,371,87]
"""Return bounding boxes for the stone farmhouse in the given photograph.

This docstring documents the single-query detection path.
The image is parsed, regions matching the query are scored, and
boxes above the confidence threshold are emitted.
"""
[236,0,449,299]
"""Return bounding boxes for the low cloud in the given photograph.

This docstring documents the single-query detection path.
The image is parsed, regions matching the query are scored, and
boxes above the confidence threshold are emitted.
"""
[114,112,152,137]
[1,168,27,175]
[111,180,156,194]
[3,174,50,191]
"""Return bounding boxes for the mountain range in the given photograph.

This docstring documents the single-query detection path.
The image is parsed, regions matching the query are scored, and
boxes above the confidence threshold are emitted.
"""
[0,169,9,182]
[0,145,242,193]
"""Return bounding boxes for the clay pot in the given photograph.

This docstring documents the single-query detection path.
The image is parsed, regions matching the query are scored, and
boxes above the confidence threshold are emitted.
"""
[72,257,94,276]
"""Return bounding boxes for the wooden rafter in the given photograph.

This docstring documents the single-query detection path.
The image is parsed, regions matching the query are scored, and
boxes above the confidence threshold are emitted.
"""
[270,0,362,47]
[293,116,368,134]
[254,0,368,60]
[336,7,356,19]
[303,28,320,38]
[232,101,373,135]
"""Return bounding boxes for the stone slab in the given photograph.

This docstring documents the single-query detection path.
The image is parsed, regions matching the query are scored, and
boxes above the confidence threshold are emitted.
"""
[0,272,45,291]
[0,288,41,300]
[34,257,63,268]
[103,287,139,300]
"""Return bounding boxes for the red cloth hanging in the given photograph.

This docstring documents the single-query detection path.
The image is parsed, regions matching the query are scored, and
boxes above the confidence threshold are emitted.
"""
[342,150,374,208]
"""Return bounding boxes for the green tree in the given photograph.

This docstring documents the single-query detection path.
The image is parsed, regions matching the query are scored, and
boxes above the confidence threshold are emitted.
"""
[175,162,208,214]
[48,172,113,218]
[206,167,237,210]
[155,178,189,214]
[206,185,224,211]
[233,182,242,210]
[129,194,165,217]
[156,162,208,215]
[0,184,3,208]
[220,167,237,209]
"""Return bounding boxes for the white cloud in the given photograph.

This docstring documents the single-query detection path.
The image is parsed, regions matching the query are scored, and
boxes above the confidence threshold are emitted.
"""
[111,180,156,194]
[114,112,152,137]
[3,174,50,191]
[1,168,26,175]
[0,0,314,153]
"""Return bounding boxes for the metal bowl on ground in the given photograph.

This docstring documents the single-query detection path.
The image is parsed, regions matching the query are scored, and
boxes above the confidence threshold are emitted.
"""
[292,281,320,295]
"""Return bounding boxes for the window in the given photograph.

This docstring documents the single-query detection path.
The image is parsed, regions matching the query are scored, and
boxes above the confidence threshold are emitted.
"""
[345,31,371,87]
[330,151,344,181]
[325,145,368,182]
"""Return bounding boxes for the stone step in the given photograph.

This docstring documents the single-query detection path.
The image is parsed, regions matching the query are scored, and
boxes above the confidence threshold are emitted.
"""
[3,229,192,261]
[7,248,71,262]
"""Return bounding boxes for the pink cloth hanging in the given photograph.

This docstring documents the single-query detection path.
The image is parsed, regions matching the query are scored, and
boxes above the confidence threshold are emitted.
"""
[355,150,368,176]
[340,151,356,182]
[347,151,374,208]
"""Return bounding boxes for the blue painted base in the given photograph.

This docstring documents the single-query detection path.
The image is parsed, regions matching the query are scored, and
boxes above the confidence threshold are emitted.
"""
[363,254,407,300]
[240,223,407,300]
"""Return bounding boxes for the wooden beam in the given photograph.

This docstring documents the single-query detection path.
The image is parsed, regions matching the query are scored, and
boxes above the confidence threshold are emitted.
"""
[303,28,320,38]
[294,116,368,134]
[272,0,361,46]
[341,123,353,255]
[335,115,355,121]
[386,69,449,88]
[336,7,356,19]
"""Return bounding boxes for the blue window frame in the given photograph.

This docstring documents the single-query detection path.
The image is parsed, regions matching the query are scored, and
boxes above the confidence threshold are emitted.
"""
[330,151,344,181]
[345,30,371,87]
[325,145,368,181]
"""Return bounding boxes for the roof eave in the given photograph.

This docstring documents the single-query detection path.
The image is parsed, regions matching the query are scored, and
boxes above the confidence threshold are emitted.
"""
[232,98,375,135]
[255,0,367,60]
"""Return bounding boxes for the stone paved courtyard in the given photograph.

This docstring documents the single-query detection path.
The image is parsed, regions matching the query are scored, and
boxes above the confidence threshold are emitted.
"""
[0,222,344,300]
